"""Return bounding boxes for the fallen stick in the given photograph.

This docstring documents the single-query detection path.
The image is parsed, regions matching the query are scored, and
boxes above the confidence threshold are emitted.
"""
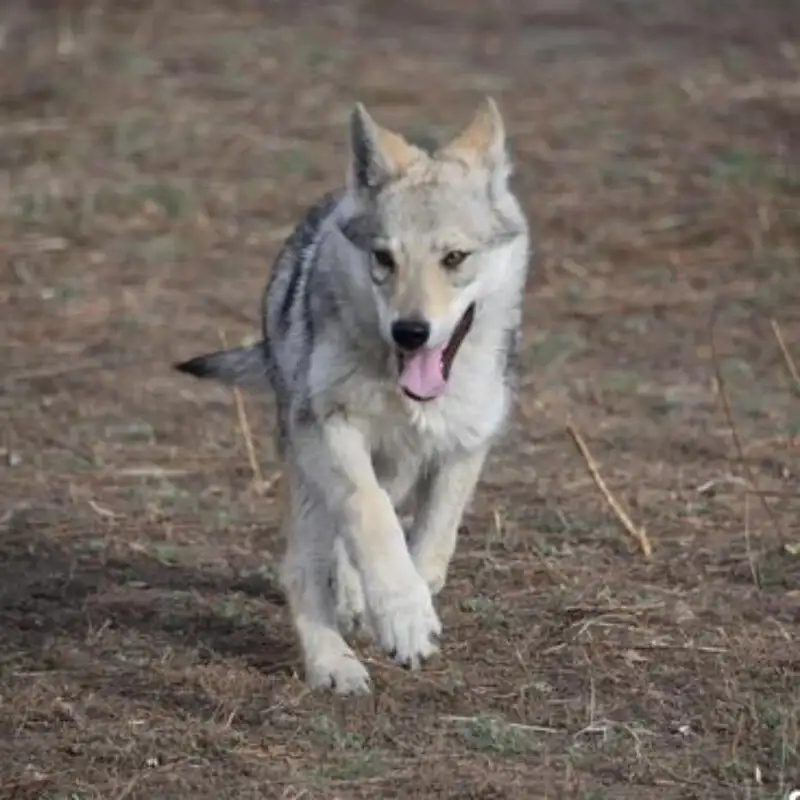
[710,311,786,545]
[218,329,264,487]
[440,715,560,735]
[566,423,653,560]
[770,317,800,396]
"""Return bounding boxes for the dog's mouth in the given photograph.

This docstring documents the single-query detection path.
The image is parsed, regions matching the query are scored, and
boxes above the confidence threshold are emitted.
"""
[396,303,476,402]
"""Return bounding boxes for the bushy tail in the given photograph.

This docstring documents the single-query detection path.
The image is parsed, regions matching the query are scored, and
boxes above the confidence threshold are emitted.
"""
[174,340,272,391]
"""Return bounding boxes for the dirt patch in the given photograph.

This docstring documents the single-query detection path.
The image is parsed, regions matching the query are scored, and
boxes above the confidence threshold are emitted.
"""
[1,1,798,798]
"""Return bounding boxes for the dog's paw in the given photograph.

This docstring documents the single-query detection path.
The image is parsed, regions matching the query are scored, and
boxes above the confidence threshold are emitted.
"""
[365,573,441,668]
[305,647,372,695]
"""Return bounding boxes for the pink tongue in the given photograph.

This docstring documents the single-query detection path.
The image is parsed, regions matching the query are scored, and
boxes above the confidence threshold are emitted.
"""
[399,345,447,399]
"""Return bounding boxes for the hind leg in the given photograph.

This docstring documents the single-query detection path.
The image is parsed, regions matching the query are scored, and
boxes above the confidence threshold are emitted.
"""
[280,471,372,694]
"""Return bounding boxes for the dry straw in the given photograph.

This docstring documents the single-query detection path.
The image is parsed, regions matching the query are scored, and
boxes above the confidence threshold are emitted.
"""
[218,329,265,487]
[566,422,653,560]
[770,317,800,396]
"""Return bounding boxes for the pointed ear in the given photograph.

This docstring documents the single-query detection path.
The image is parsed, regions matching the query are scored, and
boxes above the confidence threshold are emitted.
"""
[349,103,424,192]
[439,97,508,177]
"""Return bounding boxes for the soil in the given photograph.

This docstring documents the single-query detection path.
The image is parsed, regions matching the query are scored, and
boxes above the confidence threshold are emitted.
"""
[1,1,798,798]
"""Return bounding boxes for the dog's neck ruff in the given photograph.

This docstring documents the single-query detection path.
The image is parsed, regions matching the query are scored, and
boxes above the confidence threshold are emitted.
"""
[399,302,476,402]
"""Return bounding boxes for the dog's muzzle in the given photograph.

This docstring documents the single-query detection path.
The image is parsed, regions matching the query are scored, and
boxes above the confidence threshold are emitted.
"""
[396,302,476,402]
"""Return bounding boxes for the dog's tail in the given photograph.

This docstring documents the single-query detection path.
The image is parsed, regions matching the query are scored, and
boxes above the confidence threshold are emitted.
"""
[174,340,272,391]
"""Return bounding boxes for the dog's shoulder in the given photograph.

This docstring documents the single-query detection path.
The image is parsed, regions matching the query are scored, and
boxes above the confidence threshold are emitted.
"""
[262,189,345,336]
[265,189,344,293]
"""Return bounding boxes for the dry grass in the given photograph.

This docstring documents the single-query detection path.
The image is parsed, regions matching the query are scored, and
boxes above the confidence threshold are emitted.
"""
[771,318,800,397]
[566,422,652,560]
[1,1,799,798]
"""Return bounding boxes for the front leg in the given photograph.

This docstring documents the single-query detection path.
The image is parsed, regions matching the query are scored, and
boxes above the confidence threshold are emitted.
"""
[409,446,489,595]
[295,416,441,669]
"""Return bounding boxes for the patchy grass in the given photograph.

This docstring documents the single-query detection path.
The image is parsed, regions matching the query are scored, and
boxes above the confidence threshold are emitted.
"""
[455,715,544,756]
[1,0,799,798]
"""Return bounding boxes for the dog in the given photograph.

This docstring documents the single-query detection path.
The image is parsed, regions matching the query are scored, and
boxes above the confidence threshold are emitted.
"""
[175,97,532,693]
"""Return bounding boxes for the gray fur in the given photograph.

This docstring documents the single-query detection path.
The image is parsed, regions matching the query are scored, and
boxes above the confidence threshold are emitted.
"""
[174,341,271,389]
[174,98,532,694]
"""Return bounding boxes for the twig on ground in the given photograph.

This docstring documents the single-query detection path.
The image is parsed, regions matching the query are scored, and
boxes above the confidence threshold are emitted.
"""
[623,643,728,654]
[743,493,761,590]
[696,477,799,499]
[770,317,800,396]
[87,499,118,521]
[218,329,264,487]
[709,310,786,545]
[696,475,749,496]
[566,423,652,560]
[530,540,572,587]
[0,118,70,137]
[4,357,142,386]
[116,466,193,478]
[113,775,140,800]
[440,715,560,735]
[256,470,283,496]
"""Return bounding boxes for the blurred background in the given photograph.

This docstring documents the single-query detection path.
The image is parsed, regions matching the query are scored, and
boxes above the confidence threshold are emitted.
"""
[1,1,798,798]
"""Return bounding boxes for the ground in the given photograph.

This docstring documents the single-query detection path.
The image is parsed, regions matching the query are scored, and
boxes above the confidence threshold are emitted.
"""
[1,1,799,798]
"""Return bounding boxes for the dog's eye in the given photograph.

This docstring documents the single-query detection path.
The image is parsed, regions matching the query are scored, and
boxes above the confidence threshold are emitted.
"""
[441,250,470,269]
[372,249,395,270]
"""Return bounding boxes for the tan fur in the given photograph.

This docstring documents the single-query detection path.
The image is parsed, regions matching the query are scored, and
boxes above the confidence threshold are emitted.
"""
[354,103,426,176]
[375,128,423,174]
[391,255,454,322]
[440,98,504,163]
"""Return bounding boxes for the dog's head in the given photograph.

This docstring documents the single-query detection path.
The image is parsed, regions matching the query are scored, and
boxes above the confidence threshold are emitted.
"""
[338,97,527,402]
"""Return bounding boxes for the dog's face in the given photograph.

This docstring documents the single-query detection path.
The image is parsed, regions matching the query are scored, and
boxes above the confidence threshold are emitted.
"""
[339,98,526,401]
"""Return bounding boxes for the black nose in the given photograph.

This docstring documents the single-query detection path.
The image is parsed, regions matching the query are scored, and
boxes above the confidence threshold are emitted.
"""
[391,318,430,351]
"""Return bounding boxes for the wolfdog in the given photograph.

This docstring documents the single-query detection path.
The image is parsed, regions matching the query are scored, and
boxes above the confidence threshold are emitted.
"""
[175,97,531,693]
